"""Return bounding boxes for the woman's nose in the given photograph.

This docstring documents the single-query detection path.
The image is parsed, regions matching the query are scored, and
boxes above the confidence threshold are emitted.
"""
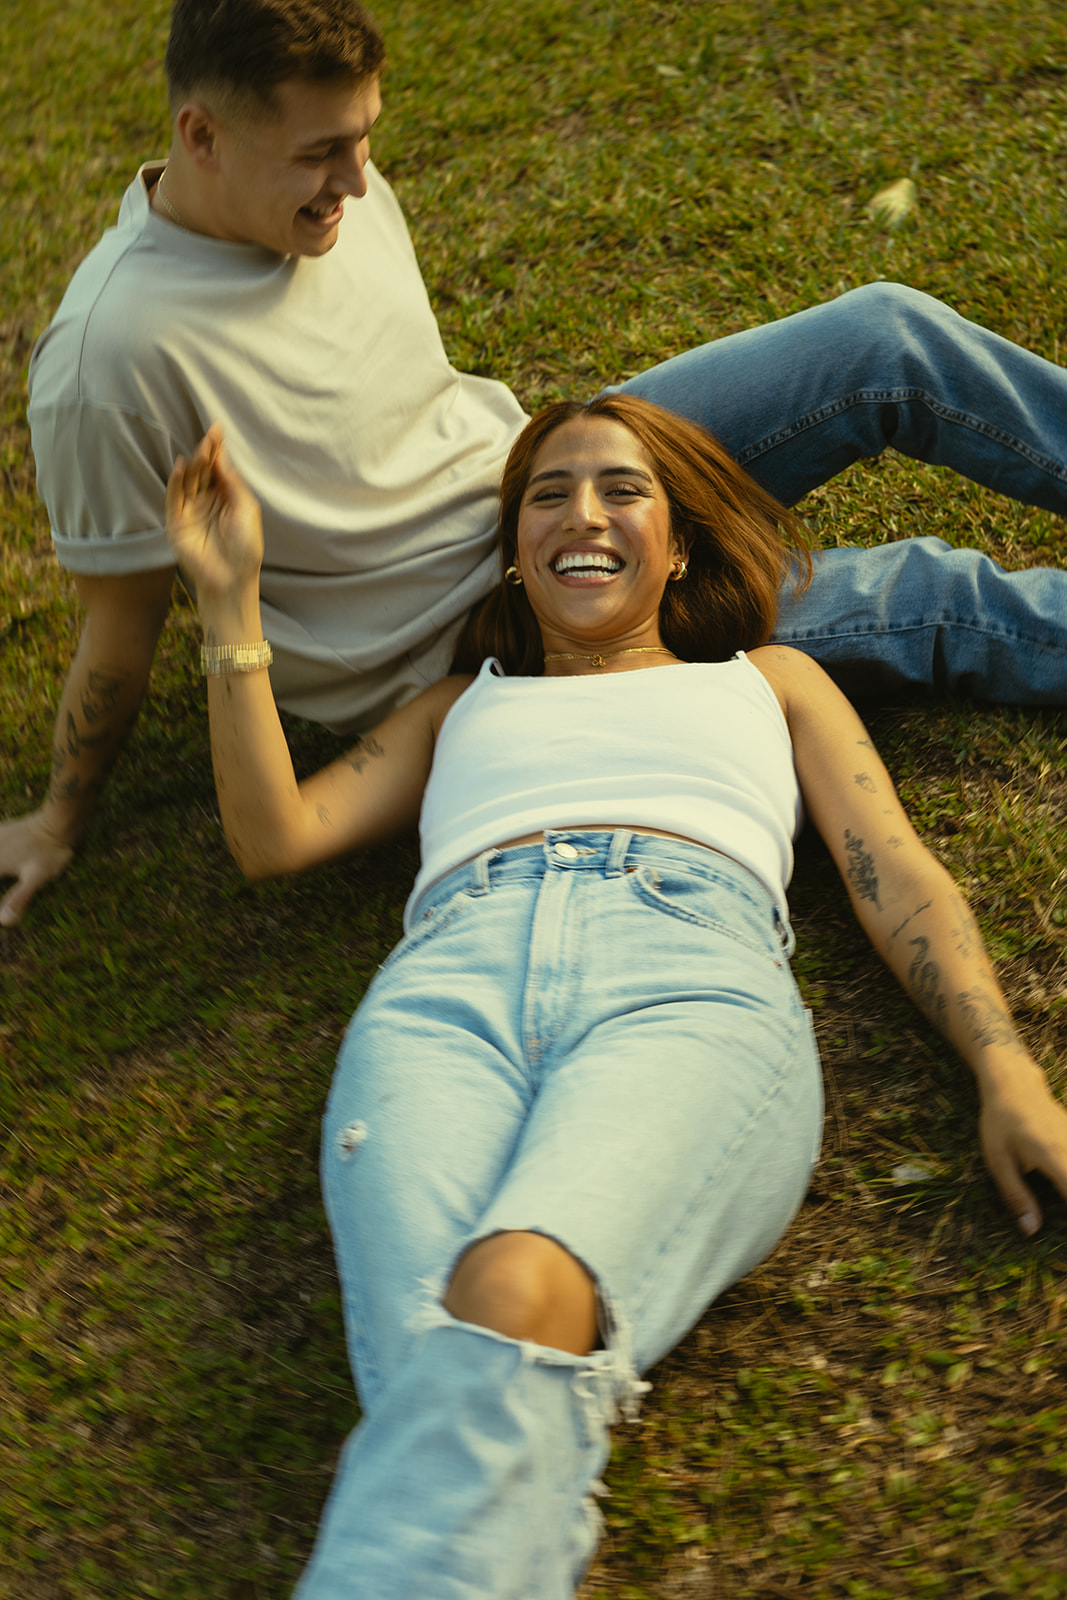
[564,483,606,531]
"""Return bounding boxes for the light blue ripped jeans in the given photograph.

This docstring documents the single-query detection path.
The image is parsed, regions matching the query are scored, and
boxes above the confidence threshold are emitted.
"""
[615,282,1067,701]
[295,831,823,1600]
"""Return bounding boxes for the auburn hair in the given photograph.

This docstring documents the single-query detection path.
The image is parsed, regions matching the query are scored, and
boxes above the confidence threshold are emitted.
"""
[452,394,812,676]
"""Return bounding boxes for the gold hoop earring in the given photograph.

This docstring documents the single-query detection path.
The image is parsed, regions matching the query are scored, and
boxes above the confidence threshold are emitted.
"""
[671,559,688,581]
[505,565,523,586]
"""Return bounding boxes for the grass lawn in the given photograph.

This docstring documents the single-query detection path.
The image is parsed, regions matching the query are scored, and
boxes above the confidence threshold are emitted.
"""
[2,1,1067,1596]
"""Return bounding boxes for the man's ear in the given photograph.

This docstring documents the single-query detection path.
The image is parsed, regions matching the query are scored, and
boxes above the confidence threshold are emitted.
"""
[174,100,224,171]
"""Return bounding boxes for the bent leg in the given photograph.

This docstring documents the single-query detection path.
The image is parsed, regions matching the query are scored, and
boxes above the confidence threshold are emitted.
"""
[615,282,1067,510]
[616,284,1067,702]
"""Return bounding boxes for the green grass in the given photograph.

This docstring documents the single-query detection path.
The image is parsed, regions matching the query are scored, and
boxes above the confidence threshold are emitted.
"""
[2,1,1067,1595]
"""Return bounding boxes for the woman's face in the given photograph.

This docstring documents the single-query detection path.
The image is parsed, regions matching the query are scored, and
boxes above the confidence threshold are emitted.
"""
[514,416,684,665]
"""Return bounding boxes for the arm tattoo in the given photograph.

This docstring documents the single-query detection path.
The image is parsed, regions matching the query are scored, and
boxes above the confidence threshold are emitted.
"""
[844,828,880,909]
[48,702,136,804]
[853,771,877,792]
[61,707,114,758]
[79,669,124,726]
[907,935,943,1015]
[344,734,386,776]
[949,896,982,960]
[957,989,1020,1052]
[889,899,932,942]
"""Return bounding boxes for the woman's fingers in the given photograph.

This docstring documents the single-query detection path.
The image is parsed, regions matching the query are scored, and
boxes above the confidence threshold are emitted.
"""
[980,1082,1067,1237]
[987,1142,1042,1236]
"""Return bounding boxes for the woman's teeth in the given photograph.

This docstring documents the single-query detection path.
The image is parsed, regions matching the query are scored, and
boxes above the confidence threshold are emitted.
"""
[552,552,622,574]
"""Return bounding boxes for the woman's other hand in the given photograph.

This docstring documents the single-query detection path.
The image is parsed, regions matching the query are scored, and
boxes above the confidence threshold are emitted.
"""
[165,423,264,604]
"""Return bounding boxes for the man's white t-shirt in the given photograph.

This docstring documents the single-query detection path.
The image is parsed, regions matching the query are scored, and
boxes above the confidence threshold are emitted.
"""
[27,162,528,731]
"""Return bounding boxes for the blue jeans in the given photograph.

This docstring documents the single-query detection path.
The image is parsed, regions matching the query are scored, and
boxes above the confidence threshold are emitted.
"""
[616,282,1067,700]
[295,832,822,1599]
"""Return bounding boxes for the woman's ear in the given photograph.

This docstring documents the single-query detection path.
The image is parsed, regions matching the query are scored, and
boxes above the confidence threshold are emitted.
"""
[669,529,693,578]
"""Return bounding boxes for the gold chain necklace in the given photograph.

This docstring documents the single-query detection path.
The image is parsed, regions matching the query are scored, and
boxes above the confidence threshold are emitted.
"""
[542,645,677,670]
[155,171,188,230]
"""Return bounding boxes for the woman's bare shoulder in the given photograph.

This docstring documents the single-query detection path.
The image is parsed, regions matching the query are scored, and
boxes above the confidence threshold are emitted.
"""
[422,672,477,735]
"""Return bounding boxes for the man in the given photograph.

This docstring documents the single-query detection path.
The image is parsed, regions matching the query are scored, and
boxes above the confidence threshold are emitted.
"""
[6,0,1067,928]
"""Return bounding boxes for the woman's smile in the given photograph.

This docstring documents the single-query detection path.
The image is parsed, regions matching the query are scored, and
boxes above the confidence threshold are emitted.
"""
[549,543,625,582]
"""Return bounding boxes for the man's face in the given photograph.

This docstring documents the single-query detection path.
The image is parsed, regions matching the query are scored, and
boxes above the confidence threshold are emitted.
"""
[210,74,383,257]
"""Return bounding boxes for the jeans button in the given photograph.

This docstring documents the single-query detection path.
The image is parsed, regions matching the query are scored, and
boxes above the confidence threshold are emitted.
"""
[554,841,580,860]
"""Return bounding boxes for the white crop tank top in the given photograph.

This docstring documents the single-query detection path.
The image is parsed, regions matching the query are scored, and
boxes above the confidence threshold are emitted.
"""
[405,654,802,930]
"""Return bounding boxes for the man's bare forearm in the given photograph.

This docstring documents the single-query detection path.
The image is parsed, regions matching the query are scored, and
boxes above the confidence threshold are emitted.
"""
[39,566,175,843]
[43,646,147,841]
[0,567,174,924]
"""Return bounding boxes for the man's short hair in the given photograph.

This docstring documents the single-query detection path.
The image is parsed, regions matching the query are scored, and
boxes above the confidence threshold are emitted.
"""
[165,0,386,117]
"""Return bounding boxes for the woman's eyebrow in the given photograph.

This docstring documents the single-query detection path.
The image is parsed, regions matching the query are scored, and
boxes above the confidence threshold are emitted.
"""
[527,465,655,486]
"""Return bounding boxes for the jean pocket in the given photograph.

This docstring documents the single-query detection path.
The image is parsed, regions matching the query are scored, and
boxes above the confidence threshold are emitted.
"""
[624,862,784,968]
[375,888,473,976]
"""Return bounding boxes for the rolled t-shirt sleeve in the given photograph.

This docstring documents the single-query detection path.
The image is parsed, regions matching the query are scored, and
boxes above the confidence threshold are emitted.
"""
[30,399,179,576]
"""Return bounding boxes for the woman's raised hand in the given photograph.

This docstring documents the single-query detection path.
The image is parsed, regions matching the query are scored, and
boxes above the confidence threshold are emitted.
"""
[165,424,264,603]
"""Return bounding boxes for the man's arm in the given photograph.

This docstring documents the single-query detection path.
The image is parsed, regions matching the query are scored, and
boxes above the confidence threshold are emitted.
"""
[0,565,174,926]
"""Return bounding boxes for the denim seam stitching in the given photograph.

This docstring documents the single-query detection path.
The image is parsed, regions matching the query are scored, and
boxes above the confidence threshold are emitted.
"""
[624,872,782,967]
[735,389,1067,483]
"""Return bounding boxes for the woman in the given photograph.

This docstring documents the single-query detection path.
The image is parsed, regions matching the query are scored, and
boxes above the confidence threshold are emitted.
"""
[166,395,1067,1599]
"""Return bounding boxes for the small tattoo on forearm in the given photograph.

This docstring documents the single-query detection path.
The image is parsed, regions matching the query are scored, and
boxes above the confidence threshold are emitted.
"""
[62,708,114,758]
[887,835,904,849]
[949,896,982,959]
[907,935,941,1014]
[844,828,880,908]
[80,669,124,726]
[344,734,386,776]
[957,989,1019,1051]
[853,772,876,792]
[889,899,932,942]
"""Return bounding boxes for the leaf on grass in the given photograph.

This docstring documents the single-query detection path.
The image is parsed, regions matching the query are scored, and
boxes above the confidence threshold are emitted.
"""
[655,63,684,78]
[890,1159,935,1185]
[865,177,917,229]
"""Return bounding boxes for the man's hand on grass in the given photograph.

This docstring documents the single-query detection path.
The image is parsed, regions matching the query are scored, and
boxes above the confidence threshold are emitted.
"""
[0,809,77,927]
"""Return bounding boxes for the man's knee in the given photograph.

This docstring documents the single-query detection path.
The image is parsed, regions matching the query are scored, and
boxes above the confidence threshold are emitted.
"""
[442,1230,599,1356]
[832,281,952,352]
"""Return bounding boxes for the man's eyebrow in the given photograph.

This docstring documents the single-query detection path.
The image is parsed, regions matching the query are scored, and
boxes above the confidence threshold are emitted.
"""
[527,465,655,486]
[294,111,382,152]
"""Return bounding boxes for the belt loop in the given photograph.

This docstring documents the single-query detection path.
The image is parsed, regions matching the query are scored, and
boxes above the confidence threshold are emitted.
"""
[470,847,500,896]
[775,907,796,958]
[605,829,633,877]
